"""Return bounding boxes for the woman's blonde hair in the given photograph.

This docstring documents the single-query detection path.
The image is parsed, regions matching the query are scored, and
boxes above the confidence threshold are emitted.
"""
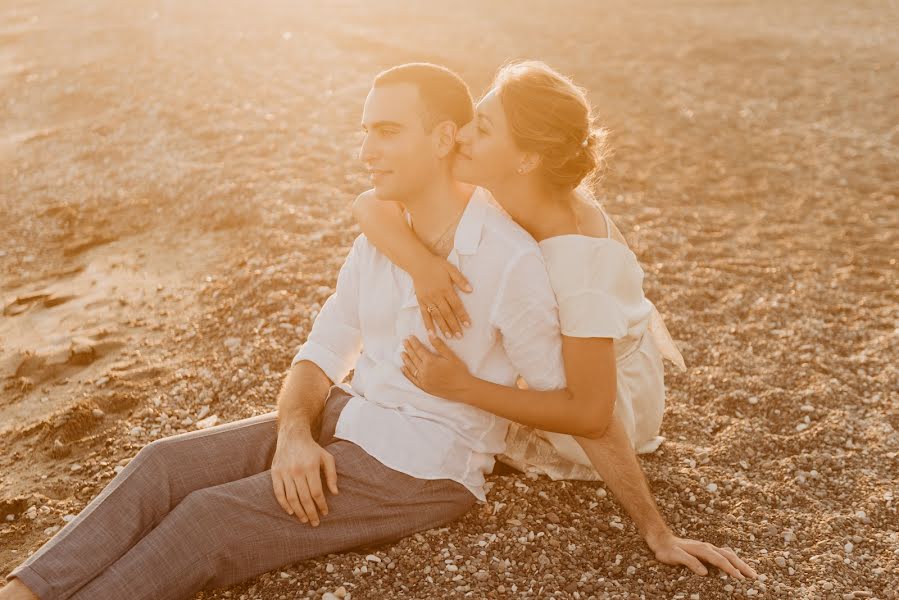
[492,60,609,191]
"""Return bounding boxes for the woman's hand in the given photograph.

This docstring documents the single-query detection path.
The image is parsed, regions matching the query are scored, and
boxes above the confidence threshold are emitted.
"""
[411,256,473,339]
[647,531,758,580]
[401,334,474,400]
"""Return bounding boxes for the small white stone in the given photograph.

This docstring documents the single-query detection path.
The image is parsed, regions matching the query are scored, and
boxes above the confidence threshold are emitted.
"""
[195,415,219,429]
[626,565,636,576]
[595,487,607,498]
[446,564,458,572]
[844,542,854,553]
[365,554,381,563]
[326,563,335,573]
[70,463,82,472]
[62,514,77,523]
[706,482,718,493]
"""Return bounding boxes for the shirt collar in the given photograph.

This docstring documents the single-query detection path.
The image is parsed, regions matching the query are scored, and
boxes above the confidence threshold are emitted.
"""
[402,185,489,257]
[398,186,489,308]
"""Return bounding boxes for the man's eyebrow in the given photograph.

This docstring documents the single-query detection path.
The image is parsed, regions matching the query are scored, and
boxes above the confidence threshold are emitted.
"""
[361,120,404,130]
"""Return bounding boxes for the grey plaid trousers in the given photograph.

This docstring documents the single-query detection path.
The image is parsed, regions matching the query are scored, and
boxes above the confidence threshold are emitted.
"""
[5,386,478,600]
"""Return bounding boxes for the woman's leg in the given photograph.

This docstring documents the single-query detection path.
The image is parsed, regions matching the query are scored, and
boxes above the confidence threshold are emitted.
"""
[4,386,347,600]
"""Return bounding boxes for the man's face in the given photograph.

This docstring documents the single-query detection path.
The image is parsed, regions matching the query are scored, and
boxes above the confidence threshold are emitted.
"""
[359,83,440,201]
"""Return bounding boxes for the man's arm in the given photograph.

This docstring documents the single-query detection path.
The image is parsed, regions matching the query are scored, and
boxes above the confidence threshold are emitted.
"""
[271,236,364,527]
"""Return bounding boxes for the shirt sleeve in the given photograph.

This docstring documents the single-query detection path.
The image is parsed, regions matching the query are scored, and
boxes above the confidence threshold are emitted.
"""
[488,249,567,391]
[290,236,364,384]
[554,243,639,340]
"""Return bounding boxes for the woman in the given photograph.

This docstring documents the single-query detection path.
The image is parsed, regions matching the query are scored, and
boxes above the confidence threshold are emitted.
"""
[353,60,756,580]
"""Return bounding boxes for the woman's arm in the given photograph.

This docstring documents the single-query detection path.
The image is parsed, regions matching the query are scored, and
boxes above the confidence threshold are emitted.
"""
[351,189,434,278]
[402,334,617,439]
[352,190,472,337]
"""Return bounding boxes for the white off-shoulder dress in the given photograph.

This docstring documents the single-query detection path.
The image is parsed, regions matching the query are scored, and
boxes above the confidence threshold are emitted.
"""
[496,196,687,481]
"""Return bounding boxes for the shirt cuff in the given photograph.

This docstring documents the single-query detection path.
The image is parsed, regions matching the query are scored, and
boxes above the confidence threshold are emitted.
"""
[291,340,353,385]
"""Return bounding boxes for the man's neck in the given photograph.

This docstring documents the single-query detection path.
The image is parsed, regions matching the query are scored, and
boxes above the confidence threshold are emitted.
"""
[403,178,475,245]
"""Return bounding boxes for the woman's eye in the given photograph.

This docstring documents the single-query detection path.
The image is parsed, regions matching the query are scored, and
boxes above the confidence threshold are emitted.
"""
[477,126,488,135]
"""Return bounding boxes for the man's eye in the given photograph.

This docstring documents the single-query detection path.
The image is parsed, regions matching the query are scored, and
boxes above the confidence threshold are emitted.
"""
[382,129,398,136]
[477,126,488,135]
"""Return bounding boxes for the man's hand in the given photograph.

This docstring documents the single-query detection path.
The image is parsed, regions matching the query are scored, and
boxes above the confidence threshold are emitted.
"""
[270,430,339,527]
[647,531,758,580]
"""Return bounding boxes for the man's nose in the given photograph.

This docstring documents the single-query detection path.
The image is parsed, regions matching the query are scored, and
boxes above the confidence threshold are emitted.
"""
[359,134,378,163]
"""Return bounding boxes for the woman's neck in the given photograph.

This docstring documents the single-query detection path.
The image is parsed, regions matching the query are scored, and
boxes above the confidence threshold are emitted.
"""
[491,178,576,242]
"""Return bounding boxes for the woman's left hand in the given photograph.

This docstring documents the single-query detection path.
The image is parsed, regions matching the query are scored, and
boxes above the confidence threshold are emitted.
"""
[401,334,473,400]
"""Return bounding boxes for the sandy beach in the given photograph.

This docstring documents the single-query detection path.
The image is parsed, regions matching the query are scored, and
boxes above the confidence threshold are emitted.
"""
[1,0,896,598]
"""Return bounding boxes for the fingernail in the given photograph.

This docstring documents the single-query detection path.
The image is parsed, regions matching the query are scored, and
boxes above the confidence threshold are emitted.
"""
[464,321,471,327]
[455,332,462,339]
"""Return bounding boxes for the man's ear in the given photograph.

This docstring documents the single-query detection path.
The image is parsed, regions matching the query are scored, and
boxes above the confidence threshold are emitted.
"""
[433,120,459,159]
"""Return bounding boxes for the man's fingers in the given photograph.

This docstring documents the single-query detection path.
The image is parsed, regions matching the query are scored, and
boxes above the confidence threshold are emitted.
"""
[322,450,339,496]
[305,470,328,523]
[447,263,472,293]
[295,474,320,526]
[282,475,309,523]
[271,475,294,517]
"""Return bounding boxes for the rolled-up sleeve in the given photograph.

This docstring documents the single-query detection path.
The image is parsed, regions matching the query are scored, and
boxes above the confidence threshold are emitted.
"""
[489,249,567,391]
[291,236,364,384]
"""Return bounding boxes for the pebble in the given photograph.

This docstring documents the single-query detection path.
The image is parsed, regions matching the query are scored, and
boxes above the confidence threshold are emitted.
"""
[595,487,607,498]
[326,563,334,573]
[706,482,718,493]
[844,542,853,553]
[92,408,105,418]
[365,554,381,563]
[775,556,786,568]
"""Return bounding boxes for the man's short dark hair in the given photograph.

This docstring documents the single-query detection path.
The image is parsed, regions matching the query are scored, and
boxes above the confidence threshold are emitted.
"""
[373,63,474,131]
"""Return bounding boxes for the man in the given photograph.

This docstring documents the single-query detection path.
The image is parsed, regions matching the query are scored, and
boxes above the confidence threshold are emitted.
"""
[2,63,750,600]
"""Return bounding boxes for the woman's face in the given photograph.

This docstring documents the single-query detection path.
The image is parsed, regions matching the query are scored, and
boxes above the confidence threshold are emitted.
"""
[452,88,523,190]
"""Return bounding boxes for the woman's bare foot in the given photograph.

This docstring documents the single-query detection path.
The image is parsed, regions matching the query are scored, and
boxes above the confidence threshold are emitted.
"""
[0,578,40,600]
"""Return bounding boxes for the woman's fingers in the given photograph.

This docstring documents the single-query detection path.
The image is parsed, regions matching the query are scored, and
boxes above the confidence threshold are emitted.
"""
[674,546,708,576]
[428,303,453,338]
[435,297,462,337]
[420,304,436,337]
[445,291,471,329]
[430,335,456,359]
[447,262,472,293]
[401,350,422,372]
[718,546,757,579]
[695,545,744,580]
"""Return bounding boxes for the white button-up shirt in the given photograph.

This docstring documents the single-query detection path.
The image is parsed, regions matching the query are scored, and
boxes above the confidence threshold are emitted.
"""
[291,187,566,502]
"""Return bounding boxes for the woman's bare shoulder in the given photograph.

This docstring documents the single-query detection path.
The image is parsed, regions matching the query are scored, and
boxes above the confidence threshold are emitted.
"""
[571,193,609,238]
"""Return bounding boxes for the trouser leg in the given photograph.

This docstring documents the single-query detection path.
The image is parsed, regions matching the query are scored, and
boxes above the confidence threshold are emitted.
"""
[4,387,342,600]
[68,438,476,600]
